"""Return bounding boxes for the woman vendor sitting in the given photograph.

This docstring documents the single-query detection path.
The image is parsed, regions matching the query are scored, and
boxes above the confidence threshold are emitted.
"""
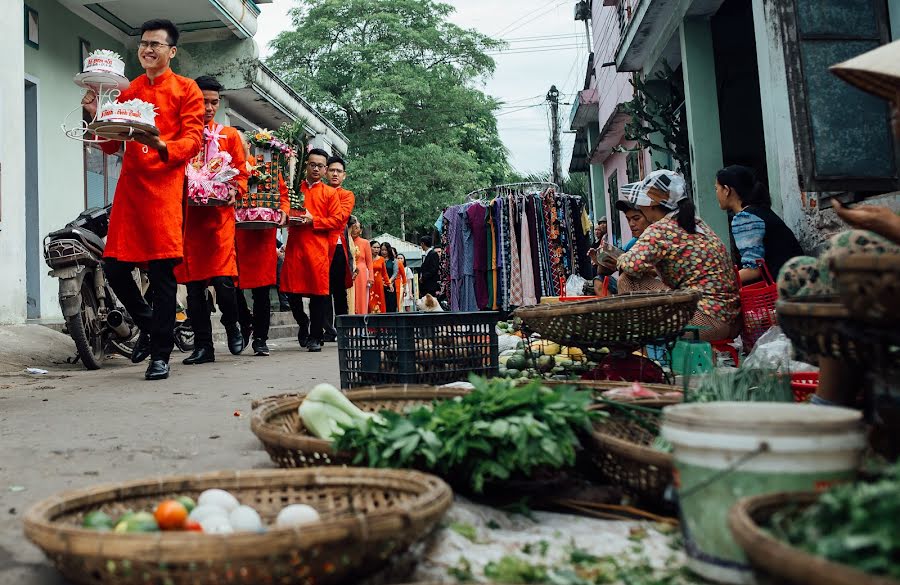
[615,169,741,342]
[715,165,803,282]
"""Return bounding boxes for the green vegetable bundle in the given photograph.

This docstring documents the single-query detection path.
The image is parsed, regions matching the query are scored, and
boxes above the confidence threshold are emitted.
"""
[333,375,601,493]
[687,367,793,403]
[769,463,900,579]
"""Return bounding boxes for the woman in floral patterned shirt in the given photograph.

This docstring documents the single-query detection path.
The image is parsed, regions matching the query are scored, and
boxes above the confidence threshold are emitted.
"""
[615,170,740,341]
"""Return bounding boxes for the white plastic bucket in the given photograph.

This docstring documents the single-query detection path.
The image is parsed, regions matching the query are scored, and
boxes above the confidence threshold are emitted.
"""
[661,402,865,585]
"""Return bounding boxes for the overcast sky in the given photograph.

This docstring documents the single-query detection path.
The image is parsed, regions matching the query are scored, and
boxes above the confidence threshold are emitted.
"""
[255,0,587,176]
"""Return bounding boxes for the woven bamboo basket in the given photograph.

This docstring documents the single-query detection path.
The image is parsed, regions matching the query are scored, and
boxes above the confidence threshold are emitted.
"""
[587,399,678,505]
[729,491,900,585]
[831,253,900,325]
[23,467,453,585]
[776,298,865,364]
[250,385,469,468]
[513,291,700,349]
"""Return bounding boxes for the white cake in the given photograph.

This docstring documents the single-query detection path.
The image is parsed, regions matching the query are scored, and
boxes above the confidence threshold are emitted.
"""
[97,98,158,128]
[83,49,126,77]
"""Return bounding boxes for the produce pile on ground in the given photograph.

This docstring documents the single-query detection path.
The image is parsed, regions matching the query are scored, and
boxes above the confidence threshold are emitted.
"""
[79,489,320,534]
[498,317,608,381]
[301,378,601,493]
[768,462,900,579]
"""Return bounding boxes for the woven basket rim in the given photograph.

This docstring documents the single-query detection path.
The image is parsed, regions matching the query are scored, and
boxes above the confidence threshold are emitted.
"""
[250,385,471,458]
[513,290,701,319]
[588,399,678,470]
[23,467,452,563]
[728,491,900,585]
[831,252,900,272]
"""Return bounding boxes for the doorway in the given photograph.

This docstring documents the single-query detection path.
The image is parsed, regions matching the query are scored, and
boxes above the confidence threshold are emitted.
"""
[25,79,40,319]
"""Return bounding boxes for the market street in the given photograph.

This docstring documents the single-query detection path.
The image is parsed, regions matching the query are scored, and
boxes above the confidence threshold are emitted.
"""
[0,334,339,585]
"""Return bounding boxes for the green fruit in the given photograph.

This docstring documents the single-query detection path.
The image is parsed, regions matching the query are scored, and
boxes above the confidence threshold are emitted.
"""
[176,496,196,513]
[505,355,527,371]
[506,368,520,378]
[83,511,114,531]
[114,511,159,533]
[537,355,555,373]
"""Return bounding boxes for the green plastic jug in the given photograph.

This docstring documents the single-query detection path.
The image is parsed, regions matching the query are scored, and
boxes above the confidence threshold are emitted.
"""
[671,326,714,376]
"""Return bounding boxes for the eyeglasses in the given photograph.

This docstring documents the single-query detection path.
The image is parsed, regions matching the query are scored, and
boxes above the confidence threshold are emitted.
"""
[139,41,171,50]
[307,162,327,169]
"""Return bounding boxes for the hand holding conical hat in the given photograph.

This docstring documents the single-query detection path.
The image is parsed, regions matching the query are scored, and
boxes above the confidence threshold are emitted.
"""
[831,39,900,101]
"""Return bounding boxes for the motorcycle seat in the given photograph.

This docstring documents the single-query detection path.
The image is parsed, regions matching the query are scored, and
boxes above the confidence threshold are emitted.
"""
[48,227,105,258]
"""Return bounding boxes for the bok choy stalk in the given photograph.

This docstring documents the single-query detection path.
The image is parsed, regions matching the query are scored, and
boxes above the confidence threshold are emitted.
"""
[298,384,378,441]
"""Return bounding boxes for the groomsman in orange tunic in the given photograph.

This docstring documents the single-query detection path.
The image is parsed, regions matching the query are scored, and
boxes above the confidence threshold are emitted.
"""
[280,148,343,352]
[323,155,355,340]
[174,75,248,364]
[82,19,203,380]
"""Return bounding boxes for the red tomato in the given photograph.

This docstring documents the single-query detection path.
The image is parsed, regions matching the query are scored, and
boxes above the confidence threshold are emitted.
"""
[183,519,203,532]
[154,500,188,530]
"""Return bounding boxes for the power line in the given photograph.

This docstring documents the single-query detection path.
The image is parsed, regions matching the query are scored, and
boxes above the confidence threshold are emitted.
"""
[492,0,570,38]
[486,44,585,56]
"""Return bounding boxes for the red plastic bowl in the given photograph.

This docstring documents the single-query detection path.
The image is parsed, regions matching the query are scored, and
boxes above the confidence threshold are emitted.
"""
[790,372,819,402]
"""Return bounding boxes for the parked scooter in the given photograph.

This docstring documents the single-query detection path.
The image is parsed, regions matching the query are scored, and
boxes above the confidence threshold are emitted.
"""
[43,205,136,369]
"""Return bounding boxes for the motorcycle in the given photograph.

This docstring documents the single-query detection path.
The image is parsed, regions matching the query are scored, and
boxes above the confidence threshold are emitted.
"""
[43,205,136,369]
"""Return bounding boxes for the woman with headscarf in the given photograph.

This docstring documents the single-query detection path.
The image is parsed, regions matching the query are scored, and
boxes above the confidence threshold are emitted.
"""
[615,169,741,341]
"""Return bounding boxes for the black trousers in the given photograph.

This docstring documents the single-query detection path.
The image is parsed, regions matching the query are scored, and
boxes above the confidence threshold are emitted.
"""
[185,277,239,351]
[104,258,177,362]
[325,243,349,328]
[237,286,271,341]
[288,293,328,343]
[384,285,398,312]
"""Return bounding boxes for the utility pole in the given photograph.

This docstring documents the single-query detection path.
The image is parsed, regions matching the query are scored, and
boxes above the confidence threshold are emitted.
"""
[399,134,406,241]
[547,85,561,186]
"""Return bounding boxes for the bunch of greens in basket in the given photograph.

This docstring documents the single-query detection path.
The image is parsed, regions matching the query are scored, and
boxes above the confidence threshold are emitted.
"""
[333,375,602,493]
[768,463,900,579]
[687,367,793,403]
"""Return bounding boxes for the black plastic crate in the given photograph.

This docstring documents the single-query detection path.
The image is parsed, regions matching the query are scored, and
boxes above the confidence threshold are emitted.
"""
[336,312,500,388]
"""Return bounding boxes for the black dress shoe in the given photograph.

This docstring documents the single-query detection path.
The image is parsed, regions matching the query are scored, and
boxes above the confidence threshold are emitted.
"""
[252,338,270,356]
[323,328,337,343]
[240,324,252,347]
[131,331,151,364]
[306,339,322,352]
[297,331,309,348]
[225,324,245,355]
[182,347,215,365]
[145,359,169,380]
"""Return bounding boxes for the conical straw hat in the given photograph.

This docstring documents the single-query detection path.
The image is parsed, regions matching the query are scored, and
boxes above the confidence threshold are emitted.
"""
[830,39,900,101]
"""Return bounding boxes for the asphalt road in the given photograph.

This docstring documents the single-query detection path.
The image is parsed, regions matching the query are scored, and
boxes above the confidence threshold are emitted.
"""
[0,336,339,584]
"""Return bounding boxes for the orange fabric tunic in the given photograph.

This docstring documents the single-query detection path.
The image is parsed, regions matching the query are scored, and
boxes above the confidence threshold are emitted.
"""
[175,122,248,283]
[369,256,390,313]
[280,180,343,296]
[394,259,408,307]
[330,187,356,289]
[235,164,290,290]
[101,69,204,263]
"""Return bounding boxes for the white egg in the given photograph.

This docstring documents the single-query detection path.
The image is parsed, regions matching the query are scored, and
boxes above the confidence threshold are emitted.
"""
[187,504,228,523]
[200,515,234,534]
[197,489,239,512]
[229,505,263,533]
[275,504,320,528]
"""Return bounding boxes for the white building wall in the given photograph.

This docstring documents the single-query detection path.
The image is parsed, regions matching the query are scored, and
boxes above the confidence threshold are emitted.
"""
[0,0,28,323]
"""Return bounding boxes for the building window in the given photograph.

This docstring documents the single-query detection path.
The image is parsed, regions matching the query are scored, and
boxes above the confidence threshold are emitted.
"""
[25,5,39,49]
[84,144,122,209]
[778,0,897,194]
[626,150,642,183]
[607,171,621,246]
[79,38,91,71]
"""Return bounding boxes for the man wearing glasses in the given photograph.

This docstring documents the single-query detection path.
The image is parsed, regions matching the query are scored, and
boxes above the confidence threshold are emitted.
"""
[280,149,343,352]
[82,19,204,380]
[323,156,355,341]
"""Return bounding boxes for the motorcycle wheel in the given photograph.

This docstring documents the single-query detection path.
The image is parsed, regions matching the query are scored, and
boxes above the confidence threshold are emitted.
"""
[65,281,104,370]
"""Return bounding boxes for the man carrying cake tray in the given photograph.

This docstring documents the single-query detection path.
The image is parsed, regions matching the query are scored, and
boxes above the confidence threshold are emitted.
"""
[174,75,249,365]
[281,149,343,352]
[82,19,204,381]
[234,134,290,357]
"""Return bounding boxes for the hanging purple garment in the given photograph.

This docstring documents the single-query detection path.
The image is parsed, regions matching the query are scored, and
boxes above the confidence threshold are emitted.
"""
[524,196,542,304]
[447,206,464,312]
[467,203,489,309]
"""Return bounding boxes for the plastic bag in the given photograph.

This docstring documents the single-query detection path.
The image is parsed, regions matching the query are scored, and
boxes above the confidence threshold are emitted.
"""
[743,326,818,373]
[565,274,588,298]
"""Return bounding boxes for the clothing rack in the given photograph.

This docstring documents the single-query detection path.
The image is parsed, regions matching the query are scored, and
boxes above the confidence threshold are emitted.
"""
[465,181,559,201]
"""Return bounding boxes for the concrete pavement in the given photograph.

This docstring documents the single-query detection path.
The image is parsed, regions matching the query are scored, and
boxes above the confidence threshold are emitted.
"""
[0,331,339,585]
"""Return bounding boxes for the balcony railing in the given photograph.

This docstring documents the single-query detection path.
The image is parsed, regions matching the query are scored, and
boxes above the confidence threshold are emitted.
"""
[616,0,640,35]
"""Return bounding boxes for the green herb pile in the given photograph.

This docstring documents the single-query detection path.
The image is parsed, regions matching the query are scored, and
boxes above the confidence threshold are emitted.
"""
[688,367,793,403]
[333,376,600,493]
[769,463,900,579]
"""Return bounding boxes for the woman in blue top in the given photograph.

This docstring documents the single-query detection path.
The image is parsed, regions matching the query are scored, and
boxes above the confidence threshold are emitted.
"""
[715,165,803,283]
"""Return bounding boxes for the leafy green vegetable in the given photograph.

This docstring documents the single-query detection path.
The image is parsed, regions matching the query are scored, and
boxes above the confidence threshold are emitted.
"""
[448,557,474,582]
[688,368,793,403]
[333,375,601,493]
[448,521,478,543]
[769,463,900,579]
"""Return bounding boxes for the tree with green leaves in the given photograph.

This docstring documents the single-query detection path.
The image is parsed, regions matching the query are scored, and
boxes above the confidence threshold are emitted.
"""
[268,0,512,239]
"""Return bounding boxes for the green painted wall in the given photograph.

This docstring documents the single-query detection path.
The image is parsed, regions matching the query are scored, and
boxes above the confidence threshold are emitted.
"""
[174,38,259,91]
[586,122,606,221]
[890,0,900,39]
[680,17,729,245]
[23,0,129,318]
